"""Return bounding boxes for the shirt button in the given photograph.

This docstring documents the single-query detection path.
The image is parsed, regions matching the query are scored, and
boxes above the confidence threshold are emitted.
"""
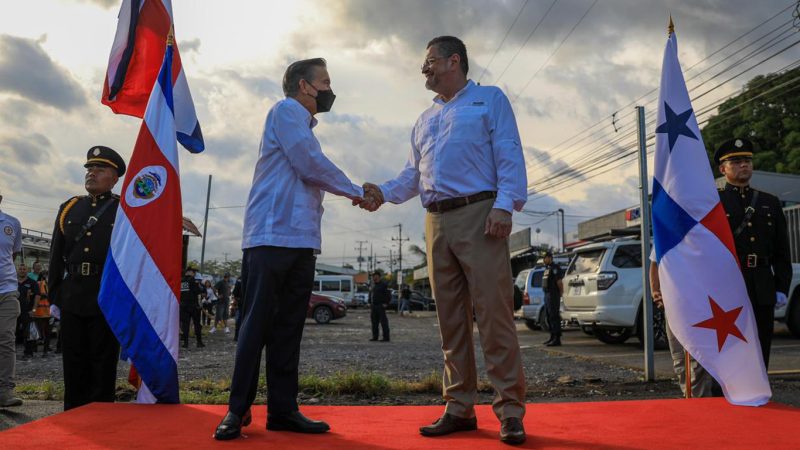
[86,231,92,236]
[92,203,97,207]
[747,222,752,227]
[750,237,755,242]
[84,247,90,252]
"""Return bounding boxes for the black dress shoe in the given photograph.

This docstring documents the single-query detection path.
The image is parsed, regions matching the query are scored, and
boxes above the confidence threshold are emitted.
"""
[197,341,205,348]
[369,337,378,341]
[500,417,526,445]
[380,338,390,342]
[213,409,251,440]
[267,410,330,434]
[546,338,561,347]
[419,413,477,437]
[542,337,553,345]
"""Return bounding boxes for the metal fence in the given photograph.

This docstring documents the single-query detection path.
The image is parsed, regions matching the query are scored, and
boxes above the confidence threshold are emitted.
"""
[786,204,800,263]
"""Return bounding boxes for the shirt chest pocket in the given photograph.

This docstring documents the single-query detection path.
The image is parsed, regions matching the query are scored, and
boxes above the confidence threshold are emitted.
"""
[444,106,488,143]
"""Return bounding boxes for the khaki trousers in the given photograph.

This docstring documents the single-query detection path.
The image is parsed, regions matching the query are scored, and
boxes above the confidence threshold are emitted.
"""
[425,199,526,421]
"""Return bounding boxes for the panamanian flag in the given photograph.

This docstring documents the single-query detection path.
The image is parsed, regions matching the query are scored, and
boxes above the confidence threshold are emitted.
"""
[652,30,771,406]
[98,42,184,404]
[102,0,203,153]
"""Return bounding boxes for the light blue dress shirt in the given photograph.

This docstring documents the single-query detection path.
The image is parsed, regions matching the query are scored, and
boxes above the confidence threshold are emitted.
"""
[379,80,527,213]
[0,210,22,295]
[242,98,364,252]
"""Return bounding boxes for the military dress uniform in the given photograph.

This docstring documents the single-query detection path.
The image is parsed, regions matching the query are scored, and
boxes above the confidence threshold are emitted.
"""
[715,139,792,369]
[48,146,126,410]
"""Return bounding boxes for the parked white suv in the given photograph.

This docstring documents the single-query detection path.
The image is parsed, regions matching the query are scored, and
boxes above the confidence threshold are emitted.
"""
[562,238,668,349]
[775,264,800,337]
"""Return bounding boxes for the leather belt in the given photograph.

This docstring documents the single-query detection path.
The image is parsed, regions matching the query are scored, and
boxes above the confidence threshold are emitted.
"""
[67,262,102,276]
[741,254,769,269]
[426,191,497,213]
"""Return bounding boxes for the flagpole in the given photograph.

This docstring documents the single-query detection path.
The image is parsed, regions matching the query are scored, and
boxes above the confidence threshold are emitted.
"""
[200,174,212,273]
[685,351,693,399]
[636,105,655,381]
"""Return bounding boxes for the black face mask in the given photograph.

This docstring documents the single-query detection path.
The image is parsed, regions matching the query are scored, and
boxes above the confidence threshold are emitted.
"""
[306,81,336,113]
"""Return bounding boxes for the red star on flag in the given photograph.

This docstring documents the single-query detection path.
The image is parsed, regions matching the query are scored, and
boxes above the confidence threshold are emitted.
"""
[693,296,747,351]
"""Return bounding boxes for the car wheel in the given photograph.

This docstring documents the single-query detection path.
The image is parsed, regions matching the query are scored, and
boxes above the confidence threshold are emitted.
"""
[788,290,800,338]
[594,327,632,344]
[581,325,594,336]
[524,319,540,331]
[313,306,332,324]
[538,308,550,332]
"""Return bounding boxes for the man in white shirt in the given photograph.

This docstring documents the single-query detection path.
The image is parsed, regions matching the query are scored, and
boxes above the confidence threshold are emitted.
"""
[0,190,23,407]
[215,58,364,441]
[361,36,528,445]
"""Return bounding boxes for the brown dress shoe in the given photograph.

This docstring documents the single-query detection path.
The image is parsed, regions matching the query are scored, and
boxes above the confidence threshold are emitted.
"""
[500,417,526,445]
[419,413,477,437]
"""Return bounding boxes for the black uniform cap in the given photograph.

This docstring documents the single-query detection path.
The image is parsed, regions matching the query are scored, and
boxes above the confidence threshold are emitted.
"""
[84,146,126,176]
[544,251,553,258]
[714,138,754,165]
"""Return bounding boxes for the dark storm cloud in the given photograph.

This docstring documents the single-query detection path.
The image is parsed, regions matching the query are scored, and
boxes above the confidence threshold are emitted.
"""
[180,38,201,54]
[3,133,52,165]
[0,35,87,111]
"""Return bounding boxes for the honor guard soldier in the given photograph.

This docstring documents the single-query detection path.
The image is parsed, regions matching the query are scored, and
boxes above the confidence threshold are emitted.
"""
[714,138,792,369]
[48,146,126,410]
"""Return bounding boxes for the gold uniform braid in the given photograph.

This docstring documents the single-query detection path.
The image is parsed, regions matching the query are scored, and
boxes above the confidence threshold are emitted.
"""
[58,196,81,234]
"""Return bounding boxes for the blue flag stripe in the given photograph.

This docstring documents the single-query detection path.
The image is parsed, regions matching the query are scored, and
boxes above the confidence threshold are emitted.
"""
[652,178,698,263]
[99,253,180,403]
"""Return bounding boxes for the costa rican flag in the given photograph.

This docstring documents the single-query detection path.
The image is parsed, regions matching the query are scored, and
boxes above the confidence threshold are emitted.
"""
[102,0,204,153]
[99,42,184,404]
[652,29,771,406]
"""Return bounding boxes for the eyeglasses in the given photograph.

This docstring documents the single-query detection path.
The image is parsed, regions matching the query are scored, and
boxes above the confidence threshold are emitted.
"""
[421,56,446,71]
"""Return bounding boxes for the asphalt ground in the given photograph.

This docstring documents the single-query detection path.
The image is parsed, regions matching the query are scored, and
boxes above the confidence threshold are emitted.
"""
[2,309,798,432]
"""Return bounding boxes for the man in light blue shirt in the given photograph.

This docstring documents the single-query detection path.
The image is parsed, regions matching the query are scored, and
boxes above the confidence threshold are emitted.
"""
[215,58,364,441]
[0,191,23,407]
[362,36,527,445]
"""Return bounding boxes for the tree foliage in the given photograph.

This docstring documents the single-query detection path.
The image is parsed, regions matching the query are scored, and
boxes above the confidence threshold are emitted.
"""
[702,66,800,174]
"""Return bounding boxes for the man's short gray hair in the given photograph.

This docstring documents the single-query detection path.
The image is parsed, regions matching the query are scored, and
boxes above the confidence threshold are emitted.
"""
[282,58,327,97]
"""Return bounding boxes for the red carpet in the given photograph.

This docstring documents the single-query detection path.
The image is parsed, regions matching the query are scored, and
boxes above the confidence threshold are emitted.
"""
[1,399,797,449]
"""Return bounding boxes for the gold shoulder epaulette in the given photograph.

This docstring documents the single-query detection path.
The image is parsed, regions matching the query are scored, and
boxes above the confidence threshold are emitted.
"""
[58,196,81,234]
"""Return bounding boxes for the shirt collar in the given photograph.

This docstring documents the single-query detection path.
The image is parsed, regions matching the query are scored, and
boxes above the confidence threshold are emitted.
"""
[433,79,475,105]
[286,97,318,129]
[725,182,750,193]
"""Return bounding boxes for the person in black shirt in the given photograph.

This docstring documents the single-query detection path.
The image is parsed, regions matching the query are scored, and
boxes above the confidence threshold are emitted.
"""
[541,252,564,347]
[17,263,39,358]
[714,138,792,368]
[180,266,205,348]
[369,272,391,342]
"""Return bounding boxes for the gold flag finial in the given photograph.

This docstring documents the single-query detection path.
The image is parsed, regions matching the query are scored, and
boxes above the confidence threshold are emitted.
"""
[668,15,675,35]
[167,25,175,46]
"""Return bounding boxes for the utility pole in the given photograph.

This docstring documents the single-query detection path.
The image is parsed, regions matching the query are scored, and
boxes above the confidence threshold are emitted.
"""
[355,240,368,272]
[393,223,410,289]
[388,249,394,275]
[223,252,229,263]
[558,208,566,252]
[200,175,212,274]
[636,105,655,382]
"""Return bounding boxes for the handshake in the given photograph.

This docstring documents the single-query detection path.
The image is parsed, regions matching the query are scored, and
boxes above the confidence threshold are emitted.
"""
[352,183,384,212]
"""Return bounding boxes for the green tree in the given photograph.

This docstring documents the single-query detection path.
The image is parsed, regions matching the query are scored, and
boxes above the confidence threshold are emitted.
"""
[701,66,800,174]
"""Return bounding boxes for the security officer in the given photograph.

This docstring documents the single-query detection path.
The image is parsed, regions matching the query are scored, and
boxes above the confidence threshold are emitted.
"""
[48,145,126,410]
[541,252,564,347]
[715,138,792,369]
[369,272,390,342]
[180,265,205,348]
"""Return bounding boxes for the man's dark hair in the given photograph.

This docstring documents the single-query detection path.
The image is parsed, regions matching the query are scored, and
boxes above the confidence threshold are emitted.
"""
[282,58,327,97]
[427,36,468,75]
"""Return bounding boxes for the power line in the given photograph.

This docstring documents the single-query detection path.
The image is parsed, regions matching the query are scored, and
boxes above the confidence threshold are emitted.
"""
[477,0,531,84]
[511,0,598,103]
[527,1,797,171]
[491,0,559,86]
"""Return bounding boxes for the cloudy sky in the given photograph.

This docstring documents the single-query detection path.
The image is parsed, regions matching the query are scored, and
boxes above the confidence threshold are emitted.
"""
[1,0,797,270]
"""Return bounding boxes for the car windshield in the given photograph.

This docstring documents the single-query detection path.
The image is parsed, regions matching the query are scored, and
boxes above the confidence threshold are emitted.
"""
[514,270,530,289]
[567,249,606,275]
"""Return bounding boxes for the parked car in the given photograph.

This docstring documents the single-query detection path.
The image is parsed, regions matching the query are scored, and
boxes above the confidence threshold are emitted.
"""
[307,293,347,324]
[561,238,668,349]
[388,290,436,311]
[514,266,570,331]
[351,292,369,308]
[774,263,800,337]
